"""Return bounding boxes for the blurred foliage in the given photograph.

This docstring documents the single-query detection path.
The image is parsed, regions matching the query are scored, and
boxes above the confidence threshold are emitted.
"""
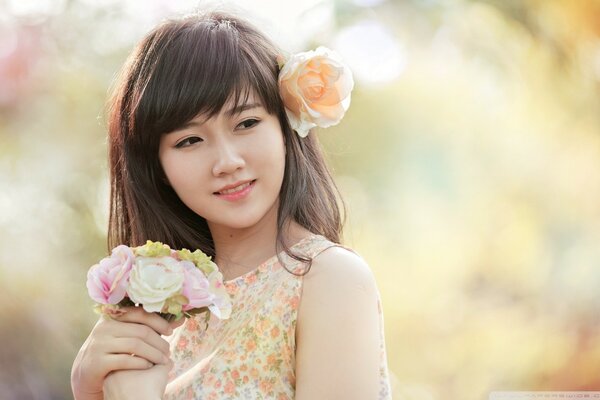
[1,0,600,399]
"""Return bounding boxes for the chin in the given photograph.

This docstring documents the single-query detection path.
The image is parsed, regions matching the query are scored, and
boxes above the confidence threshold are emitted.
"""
[197,195,280,231]
[209,210,269,230]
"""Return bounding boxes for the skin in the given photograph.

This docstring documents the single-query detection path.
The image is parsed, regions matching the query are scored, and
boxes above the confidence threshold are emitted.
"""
[73,90,383,399]
[295,247,382,399]
[71,306,185,400]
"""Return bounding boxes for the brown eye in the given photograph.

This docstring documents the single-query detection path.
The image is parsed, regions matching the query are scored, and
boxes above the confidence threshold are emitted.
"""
[237,119,260,129]
[175,137,203,148]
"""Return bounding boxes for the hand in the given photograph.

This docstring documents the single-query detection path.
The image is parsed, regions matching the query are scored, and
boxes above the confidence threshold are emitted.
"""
[103,357,174,400]
[71,306,185,400]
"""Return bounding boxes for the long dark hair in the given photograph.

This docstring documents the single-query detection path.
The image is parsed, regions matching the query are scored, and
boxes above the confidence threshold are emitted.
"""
[106,10,346,274]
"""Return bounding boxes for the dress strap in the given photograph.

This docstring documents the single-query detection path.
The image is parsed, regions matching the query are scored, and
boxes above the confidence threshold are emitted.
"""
[298,234,362,261]
[283,234,364,274]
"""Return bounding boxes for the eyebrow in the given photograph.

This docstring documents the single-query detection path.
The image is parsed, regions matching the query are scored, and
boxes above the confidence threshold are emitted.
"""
[169,103,263,133]
[224,102,262,118]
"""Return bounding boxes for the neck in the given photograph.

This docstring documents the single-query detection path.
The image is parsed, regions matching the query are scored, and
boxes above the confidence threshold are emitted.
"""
[210,208,279,273]
[208,207,312,281]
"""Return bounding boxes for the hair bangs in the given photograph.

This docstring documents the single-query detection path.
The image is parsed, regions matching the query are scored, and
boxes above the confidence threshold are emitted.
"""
[136,18,281,138]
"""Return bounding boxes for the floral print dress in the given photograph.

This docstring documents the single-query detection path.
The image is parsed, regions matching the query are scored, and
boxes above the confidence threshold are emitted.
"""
[164,234,392,399]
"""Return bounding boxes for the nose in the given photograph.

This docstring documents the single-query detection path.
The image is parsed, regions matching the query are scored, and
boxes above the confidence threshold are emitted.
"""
[211,138,245,176]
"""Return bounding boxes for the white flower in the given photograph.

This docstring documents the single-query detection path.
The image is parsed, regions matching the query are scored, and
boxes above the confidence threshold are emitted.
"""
[127,256,185,313]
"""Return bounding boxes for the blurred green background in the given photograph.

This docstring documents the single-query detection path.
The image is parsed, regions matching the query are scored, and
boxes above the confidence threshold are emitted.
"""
[1,0,600,399]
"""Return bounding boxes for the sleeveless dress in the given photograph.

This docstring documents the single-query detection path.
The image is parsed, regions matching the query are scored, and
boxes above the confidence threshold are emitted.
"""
[164,233,392,399]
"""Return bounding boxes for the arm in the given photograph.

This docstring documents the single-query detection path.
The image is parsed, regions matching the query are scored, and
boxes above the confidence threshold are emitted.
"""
[295,246,381,399]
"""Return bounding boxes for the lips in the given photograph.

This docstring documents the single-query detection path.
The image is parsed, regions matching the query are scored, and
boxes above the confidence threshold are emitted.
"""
[214,179,256,195]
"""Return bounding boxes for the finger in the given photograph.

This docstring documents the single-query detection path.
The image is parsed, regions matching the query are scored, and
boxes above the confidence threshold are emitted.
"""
[93,319,171,359]
[158,357,175,371]
[108,337,170,365]
[110,322,171,356]
[102,353,155,373]
[119,306,173,335]
[112,306,173,336]
[168,317,186,332]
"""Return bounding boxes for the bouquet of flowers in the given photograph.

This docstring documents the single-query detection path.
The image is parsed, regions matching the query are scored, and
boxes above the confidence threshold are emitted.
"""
[86,240,231,326]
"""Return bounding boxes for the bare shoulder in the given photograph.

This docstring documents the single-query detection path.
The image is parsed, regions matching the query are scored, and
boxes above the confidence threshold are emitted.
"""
[296,244,380,334]
[295,244,381,399]
[301,245,378,299]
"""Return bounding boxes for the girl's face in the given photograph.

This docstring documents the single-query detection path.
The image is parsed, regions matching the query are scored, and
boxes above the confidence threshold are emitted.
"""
[158,92,286,232]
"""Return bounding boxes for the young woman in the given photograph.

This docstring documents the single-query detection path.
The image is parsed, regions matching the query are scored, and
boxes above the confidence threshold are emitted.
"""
[71,9,392,400]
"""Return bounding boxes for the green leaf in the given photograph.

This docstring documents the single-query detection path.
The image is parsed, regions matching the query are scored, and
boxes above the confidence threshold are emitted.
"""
[134,240,172,257]
[176,248,216,275]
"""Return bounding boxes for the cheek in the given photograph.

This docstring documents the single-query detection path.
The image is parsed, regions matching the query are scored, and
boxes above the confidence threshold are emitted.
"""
[159,154,180,186]
[249,123,286,162]
[270,142,287,188]
[258,135,286,171]
[160,154,205,192]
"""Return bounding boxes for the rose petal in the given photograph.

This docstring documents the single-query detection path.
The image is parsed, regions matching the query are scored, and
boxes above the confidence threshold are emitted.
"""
[277,46,353,136]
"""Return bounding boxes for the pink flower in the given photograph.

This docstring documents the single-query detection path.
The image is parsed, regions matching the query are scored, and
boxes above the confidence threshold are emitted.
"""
[207,270,232,319]
[180,261,214,311]
[86,245,135,305]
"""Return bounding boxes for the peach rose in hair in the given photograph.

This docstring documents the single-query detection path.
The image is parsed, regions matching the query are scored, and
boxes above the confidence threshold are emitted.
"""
[278,46,354,137]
